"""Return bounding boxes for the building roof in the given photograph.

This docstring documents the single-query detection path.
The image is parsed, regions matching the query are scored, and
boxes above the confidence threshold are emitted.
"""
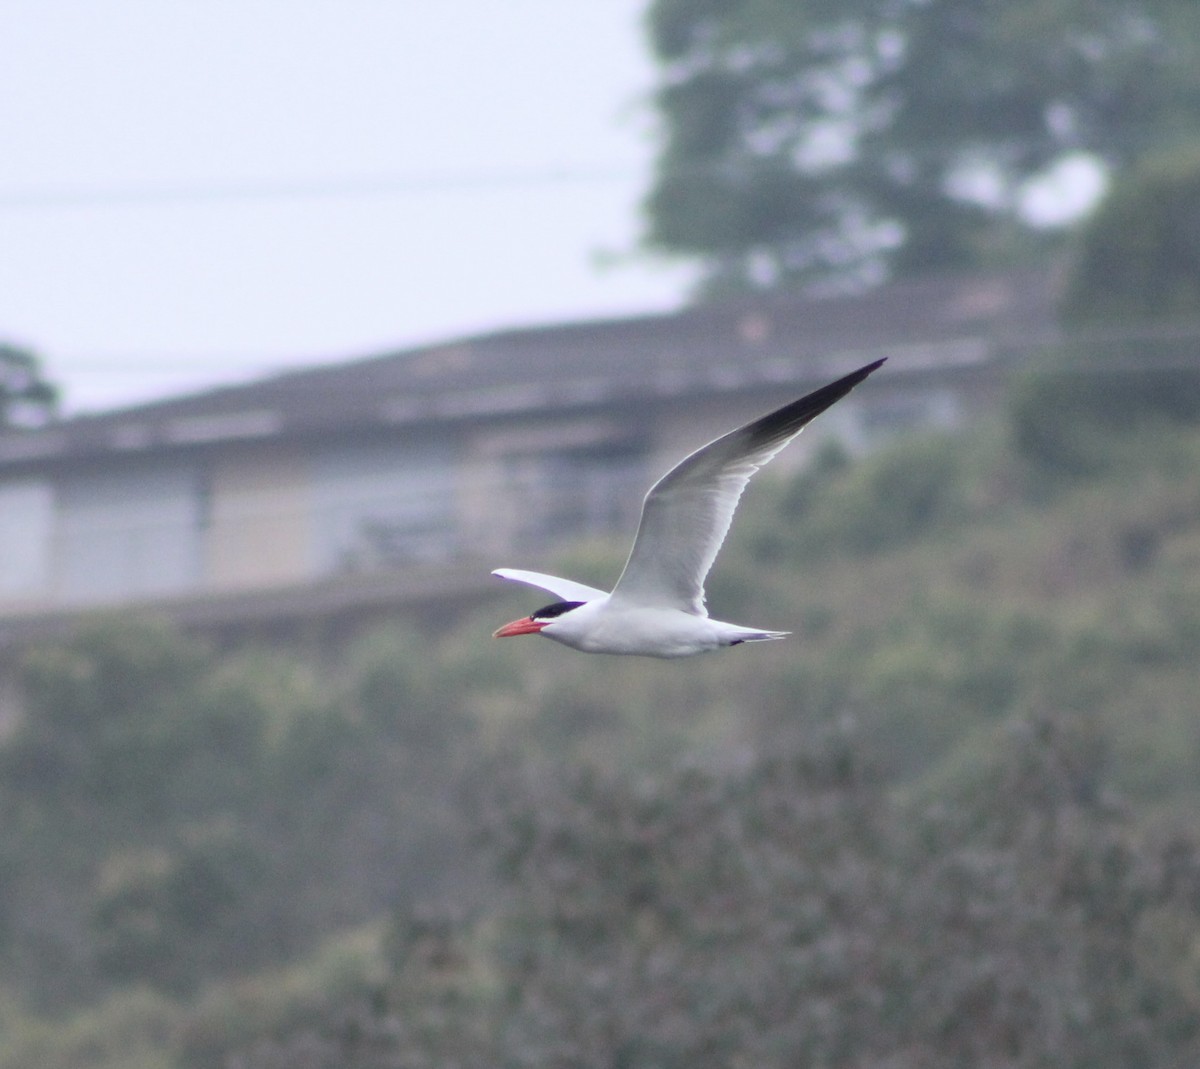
[0,268,1058,471]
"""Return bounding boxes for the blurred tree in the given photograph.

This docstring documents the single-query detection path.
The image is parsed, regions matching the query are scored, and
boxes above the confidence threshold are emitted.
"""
[1062,142,1200,326]
[0,617,487,1009]
[0,344,58,427]
[212,718,1200,1068]
[89,827,261,994]
[642,0,1200,296]
[1012,143,1200,470]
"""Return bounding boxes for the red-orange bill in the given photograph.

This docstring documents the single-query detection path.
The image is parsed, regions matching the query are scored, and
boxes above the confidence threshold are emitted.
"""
[492,616,546,638]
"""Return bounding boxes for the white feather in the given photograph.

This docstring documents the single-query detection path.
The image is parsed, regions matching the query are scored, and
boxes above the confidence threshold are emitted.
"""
[490,568,607,603]
[490,359,885,656]
[611,358,885,613]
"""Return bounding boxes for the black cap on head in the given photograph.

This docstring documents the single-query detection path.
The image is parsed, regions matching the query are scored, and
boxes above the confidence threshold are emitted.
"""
[532,600,585,620]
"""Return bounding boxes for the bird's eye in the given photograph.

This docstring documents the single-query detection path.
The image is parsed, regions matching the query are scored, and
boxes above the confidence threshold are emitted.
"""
[532,600,584,620]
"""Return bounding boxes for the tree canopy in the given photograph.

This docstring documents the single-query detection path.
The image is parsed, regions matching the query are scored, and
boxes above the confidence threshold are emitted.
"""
[1063,142,1200,326]
[1008,143,1200,467]
[642,0,1200,296]
[4,396,1200,1065]
[0,344,58,428]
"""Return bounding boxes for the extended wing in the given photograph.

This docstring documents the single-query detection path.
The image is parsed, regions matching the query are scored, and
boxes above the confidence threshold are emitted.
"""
[610,359,885,614]
[491,568,608,603]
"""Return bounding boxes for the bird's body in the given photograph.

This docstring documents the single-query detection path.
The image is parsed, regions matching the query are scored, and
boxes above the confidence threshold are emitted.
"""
[502,596,787,658]
[492,359,886,658]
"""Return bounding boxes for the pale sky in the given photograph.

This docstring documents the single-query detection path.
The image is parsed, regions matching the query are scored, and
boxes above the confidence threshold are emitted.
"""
[0,2,695,413]
[1,3,1106,417]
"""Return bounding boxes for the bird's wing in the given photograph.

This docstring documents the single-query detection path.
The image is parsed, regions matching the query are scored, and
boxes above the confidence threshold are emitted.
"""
[491,568,608,603]
[610,359,886,614]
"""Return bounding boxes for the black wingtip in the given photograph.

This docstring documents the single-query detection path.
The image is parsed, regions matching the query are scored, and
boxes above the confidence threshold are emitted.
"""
[817,356,888,401]
[851,356,887,381]
[814,357,888,399]
[738,357,887,448]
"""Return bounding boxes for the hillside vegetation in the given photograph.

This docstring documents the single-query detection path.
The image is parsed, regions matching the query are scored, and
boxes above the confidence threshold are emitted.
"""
[2,380,1199,1067]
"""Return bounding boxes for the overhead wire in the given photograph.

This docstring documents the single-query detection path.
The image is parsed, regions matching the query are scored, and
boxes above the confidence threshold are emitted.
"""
[33,318,1200,376]
[0,164,642,211]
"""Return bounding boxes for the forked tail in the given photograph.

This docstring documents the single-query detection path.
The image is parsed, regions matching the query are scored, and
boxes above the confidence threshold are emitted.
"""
[726,629,790,647]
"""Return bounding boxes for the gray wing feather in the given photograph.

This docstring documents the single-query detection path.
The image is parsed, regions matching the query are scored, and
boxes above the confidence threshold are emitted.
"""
[610,359,885,613]
[491,568,608,603]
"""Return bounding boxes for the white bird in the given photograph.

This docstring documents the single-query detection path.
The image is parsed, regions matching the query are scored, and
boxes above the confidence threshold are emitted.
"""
[492,358,886,658]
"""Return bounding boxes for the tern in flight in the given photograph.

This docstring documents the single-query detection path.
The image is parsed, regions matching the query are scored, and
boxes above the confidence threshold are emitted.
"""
[492,358,885,658]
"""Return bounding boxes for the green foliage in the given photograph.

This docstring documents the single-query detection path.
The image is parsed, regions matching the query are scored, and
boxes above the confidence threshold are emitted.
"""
[213,720,1200,1067]
[10,618,210,815]
[0,343,58,428]
[0,618,480,1010]
[4,396,1200,1064]
[0,985,179,1069]
[642,0,1200,293]
[1063,143,1200,326]
[1012,143,1200,470]
[1011,362,1200,474]
[774,432,972,556]
[0,926,384,1069]
[89,826,263,994]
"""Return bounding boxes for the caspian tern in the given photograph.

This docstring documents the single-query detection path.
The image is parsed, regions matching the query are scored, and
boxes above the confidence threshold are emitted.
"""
[492,358,885,658]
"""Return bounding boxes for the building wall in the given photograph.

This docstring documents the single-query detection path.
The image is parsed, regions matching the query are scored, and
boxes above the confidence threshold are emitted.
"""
[0,435,472,613]
[206,447,312,591]
[460,416,648,557]
[0,365,981,618]
[309,439,458,573]
[0,478,54,606]
[53,464,204,605]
